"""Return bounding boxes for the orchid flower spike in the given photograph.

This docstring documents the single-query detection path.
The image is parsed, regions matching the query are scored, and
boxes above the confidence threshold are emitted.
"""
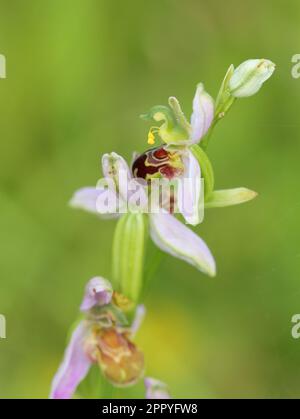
[50,277,145,399]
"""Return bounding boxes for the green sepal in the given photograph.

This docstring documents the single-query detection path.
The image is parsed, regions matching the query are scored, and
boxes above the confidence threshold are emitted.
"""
[190,144,215,199]
[205,187,257,209]
[112,213,146,303]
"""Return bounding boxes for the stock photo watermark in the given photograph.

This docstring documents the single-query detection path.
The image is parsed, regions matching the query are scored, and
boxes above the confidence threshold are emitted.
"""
[291,314,300,339]
[78,171,205,224]
[0,314,6,339]
[291,54,300,79]
[0,54,6,79]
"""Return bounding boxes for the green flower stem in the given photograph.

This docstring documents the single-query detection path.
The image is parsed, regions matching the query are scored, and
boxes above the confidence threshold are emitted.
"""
[200,97,237,150]
[201,64,237,150]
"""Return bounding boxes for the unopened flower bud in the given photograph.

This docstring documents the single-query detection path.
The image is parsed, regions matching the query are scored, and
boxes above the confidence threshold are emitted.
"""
[229,59,275,98]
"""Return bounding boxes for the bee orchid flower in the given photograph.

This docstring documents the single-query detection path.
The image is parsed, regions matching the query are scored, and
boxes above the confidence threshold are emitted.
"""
[50,277,145,399]
[137,84,215,225]
[70,153,216,279]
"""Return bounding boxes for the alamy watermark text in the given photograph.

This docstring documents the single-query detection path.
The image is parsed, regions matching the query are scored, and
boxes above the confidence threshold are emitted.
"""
[0,314,6,339]
[0,54,6,79]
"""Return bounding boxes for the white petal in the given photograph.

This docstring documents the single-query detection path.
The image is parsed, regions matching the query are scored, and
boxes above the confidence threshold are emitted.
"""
[50,322,91,399]
[102,152,148,213]
[102,152,133,202]
[80,277,113,311]
[70,187,103,214]
[70,186,120,218]
[130,305,146,337]
[150,213,216,276]
[190,84,214,144]
[178,150,203,225]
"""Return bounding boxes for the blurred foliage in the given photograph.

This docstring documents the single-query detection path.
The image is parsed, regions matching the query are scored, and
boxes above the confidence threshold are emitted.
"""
[0,0,300,398]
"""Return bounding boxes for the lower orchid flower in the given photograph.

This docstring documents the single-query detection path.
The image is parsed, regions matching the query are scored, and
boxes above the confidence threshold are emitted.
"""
[50,277,145,399]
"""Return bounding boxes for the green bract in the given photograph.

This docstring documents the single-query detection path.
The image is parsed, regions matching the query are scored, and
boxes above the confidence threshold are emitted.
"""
[205,188,257,209]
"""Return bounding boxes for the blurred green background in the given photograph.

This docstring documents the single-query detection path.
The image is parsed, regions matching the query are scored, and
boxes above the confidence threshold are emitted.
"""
[0,0,300,398]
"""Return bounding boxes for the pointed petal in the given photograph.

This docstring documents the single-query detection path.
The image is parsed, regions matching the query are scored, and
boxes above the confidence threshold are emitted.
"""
[130,305,146,337]
[102,152,132,201]
[178,150,203,226]
[190,144,215,198]
[145,377,171,399]
[80,277,113,312]
[190,83,214,144]
[102,152,132,179]
[50,322,91,399]
[70,187,103,214]
[102,152,148,212]
[150,213,216,276]
[70,186,120,218]
[205,188,258,209]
